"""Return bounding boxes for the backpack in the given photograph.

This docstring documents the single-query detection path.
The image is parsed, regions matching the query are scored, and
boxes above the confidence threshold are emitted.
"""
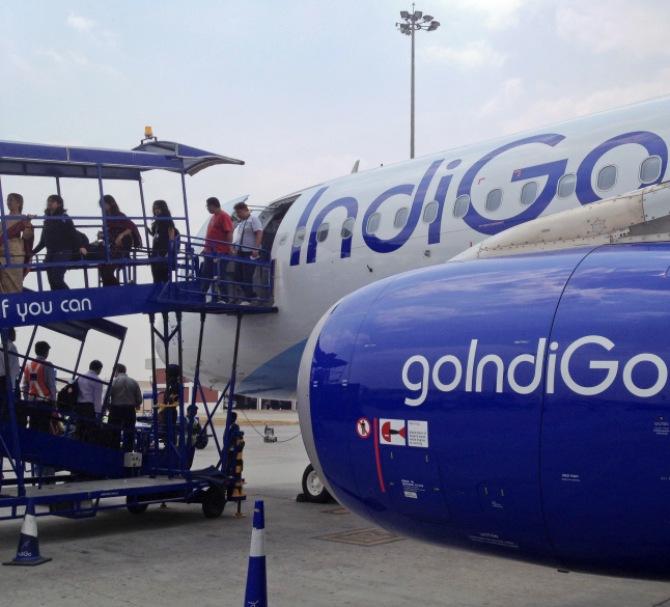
[57,380,79,413]
[131,223,142,247]
[76,230,90,247]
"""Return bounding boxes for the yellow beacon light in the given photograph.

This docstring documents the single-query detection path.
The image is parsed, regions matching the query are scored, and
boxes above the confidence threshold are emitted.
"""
[144,125,154,139]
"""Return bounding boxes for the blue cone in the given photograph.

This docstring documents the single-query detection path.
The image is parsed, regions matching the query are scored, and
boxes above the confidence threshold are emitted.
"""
[3,500,51,566]
[243,500,267,607]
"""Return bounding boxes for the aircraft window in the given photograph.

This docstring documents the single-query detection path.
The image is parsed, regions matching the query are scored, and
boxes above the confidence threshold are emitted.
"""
[316,223,329,243]
[394,207,409,228]
[485,189,503,211]
[292,226,306,247]
[341,217,355,239]
[597,165,617,190]
[557,173,576,198]
[453,195,470,218]
[640,156,662,184]
[423,201,438,223]
[520,181,538,206]
[367,212,381,234]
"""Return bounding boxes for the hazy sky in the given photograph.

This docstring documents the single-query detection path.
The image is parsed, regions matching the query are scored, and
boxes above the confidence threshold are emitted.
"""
[1,0,669,379]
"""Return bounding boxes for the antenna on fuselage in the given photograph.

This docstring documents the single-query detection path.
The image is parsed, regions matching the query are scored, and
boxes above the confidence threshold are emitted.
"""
[351,159,360,174]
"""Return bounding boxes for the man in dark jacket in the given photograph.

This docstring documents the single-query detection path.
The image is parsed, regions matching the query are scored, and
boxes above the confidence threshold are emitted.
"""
[32,194,87,290]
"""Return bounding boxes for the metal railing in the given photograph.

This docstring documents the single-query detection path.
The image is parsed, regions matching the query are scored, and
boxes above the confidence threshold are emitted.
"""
[0,222,276,309]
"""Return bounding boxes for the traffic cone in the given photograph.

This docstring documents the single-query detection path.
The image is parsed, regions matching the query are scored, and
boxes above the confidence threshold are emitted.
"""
[243,500,267,607]
[3,501,51,566]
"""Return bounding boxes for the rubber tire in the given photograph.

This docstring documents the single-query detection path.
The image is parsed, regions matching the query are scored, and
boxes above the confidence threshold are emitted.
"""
[301,464,332,503]
[126,496,149,514]
[202,488,226,518]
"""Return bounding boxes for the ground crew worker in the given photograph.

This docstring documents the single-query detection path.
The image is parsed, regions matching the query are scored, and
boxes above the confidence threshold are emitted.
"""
[108,363,142,451]
[21,340,57,433]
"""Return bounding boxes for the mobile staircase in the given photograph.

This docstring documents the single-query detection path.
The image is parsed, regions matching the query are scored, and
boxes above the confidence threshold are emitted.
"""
[0,137,276,542]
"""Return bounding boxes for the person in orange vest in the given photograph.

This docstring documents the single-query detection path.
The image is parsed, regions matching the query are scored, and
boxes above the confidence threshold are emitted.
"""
[22,340,57,434]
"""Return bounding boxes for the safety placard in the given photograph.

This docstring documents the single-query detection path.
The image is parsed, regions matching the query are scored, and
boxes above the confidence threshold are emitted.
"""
[355,417,371,439]
[407,420,429,448]
[379,418,406,446]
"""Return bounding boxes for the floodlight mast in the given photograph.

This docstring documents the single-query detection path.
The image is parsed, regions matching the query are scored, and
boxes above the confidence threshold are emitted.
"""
[396,4,440,159]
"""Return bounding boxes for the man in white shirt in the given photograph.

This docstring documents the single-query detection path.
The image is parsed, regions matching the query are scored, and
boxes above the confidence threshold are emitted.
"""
[75,359,103,441]
[233,202,263,302]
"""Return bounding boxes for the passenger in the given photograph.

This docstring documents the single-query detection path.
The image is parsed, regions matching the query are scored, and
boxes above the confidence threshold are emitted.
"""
[108,363,142,451]
[0,193,34,293]
[21,341,57,434]
[200,197,233,300]
[233,201,263,303]
[0,328,20,420]
[98,195,142,287]
[149,199,177,283]
[74,359,103,442]
[32,194,87,291]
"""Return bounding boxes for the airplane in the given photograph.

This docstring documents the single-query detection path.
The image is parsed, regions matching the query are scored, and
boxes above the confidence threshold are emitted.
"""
[178,95,670,509]
[297,198,670,578]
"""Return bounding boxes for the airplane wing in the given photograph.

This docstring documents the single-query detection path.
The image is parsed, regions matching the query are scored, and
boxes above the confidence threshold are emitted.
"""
[451,181,670,262]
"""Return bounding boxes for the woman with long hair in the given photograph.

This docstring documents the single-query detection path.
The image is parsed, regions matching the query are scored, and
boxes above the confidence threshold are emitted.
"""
[149,199,177,283]
[0,193,33,292]
[99,194,141,286]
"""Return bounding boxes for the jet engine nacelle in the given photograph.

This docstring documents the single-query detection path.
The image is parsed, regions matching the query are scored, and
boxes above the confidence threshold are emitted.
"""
[298,242,670,577]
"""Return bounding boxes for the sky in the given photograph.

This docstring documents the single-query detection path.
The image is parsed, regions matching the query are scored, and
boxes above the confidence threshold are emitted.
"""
[1,0,670,380]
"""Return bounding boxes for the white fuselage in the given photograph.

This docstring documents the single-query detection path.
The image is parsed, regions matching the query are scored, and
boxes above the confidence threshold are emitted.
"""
[180,96,670,396]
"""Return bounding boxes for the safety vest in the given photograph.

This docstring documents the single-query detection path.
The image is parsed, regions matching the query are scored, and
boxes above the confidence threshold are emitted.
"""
[23,360,51,400]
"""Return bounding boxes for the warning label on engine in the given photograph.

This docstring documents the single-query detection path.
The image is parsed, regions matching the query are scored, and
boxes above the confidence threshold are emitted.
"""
[407,420,429,448]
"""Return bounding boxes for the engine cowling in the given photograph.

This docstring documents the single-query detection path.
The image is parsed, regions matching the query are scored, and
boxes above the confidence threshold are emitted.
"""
[298,242,670,576]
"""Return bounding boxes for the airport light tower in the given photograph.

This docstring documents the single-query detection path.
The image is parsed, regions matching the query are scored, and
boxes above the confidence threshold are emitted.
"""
[396,5,440,159]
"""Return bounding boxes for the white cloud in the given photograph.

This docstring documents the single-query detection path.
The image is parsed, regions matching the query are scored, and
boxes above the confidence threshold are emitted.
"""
[66,14,96,33]
[422,40,506,69]
[478,77,524,117]
[484,68,670,135]
[36,48,121,78]
[556,1,670,57]
[435,0,532,30]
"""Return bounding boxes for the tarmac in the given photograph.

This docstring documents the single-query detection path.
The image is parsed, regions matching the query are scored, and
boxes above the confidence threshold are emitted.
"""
[2,422,670,607]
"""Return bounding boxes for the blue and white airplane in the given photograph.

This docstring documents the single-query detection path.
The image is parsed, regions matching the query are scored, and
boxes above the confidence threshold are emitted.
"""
[187,95,670,575]
[187,95,670,400]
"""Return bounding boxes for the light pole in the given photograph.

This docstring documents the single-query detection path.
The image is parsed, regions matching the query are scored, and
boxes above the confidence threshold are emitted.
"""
[396,5,440,159]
